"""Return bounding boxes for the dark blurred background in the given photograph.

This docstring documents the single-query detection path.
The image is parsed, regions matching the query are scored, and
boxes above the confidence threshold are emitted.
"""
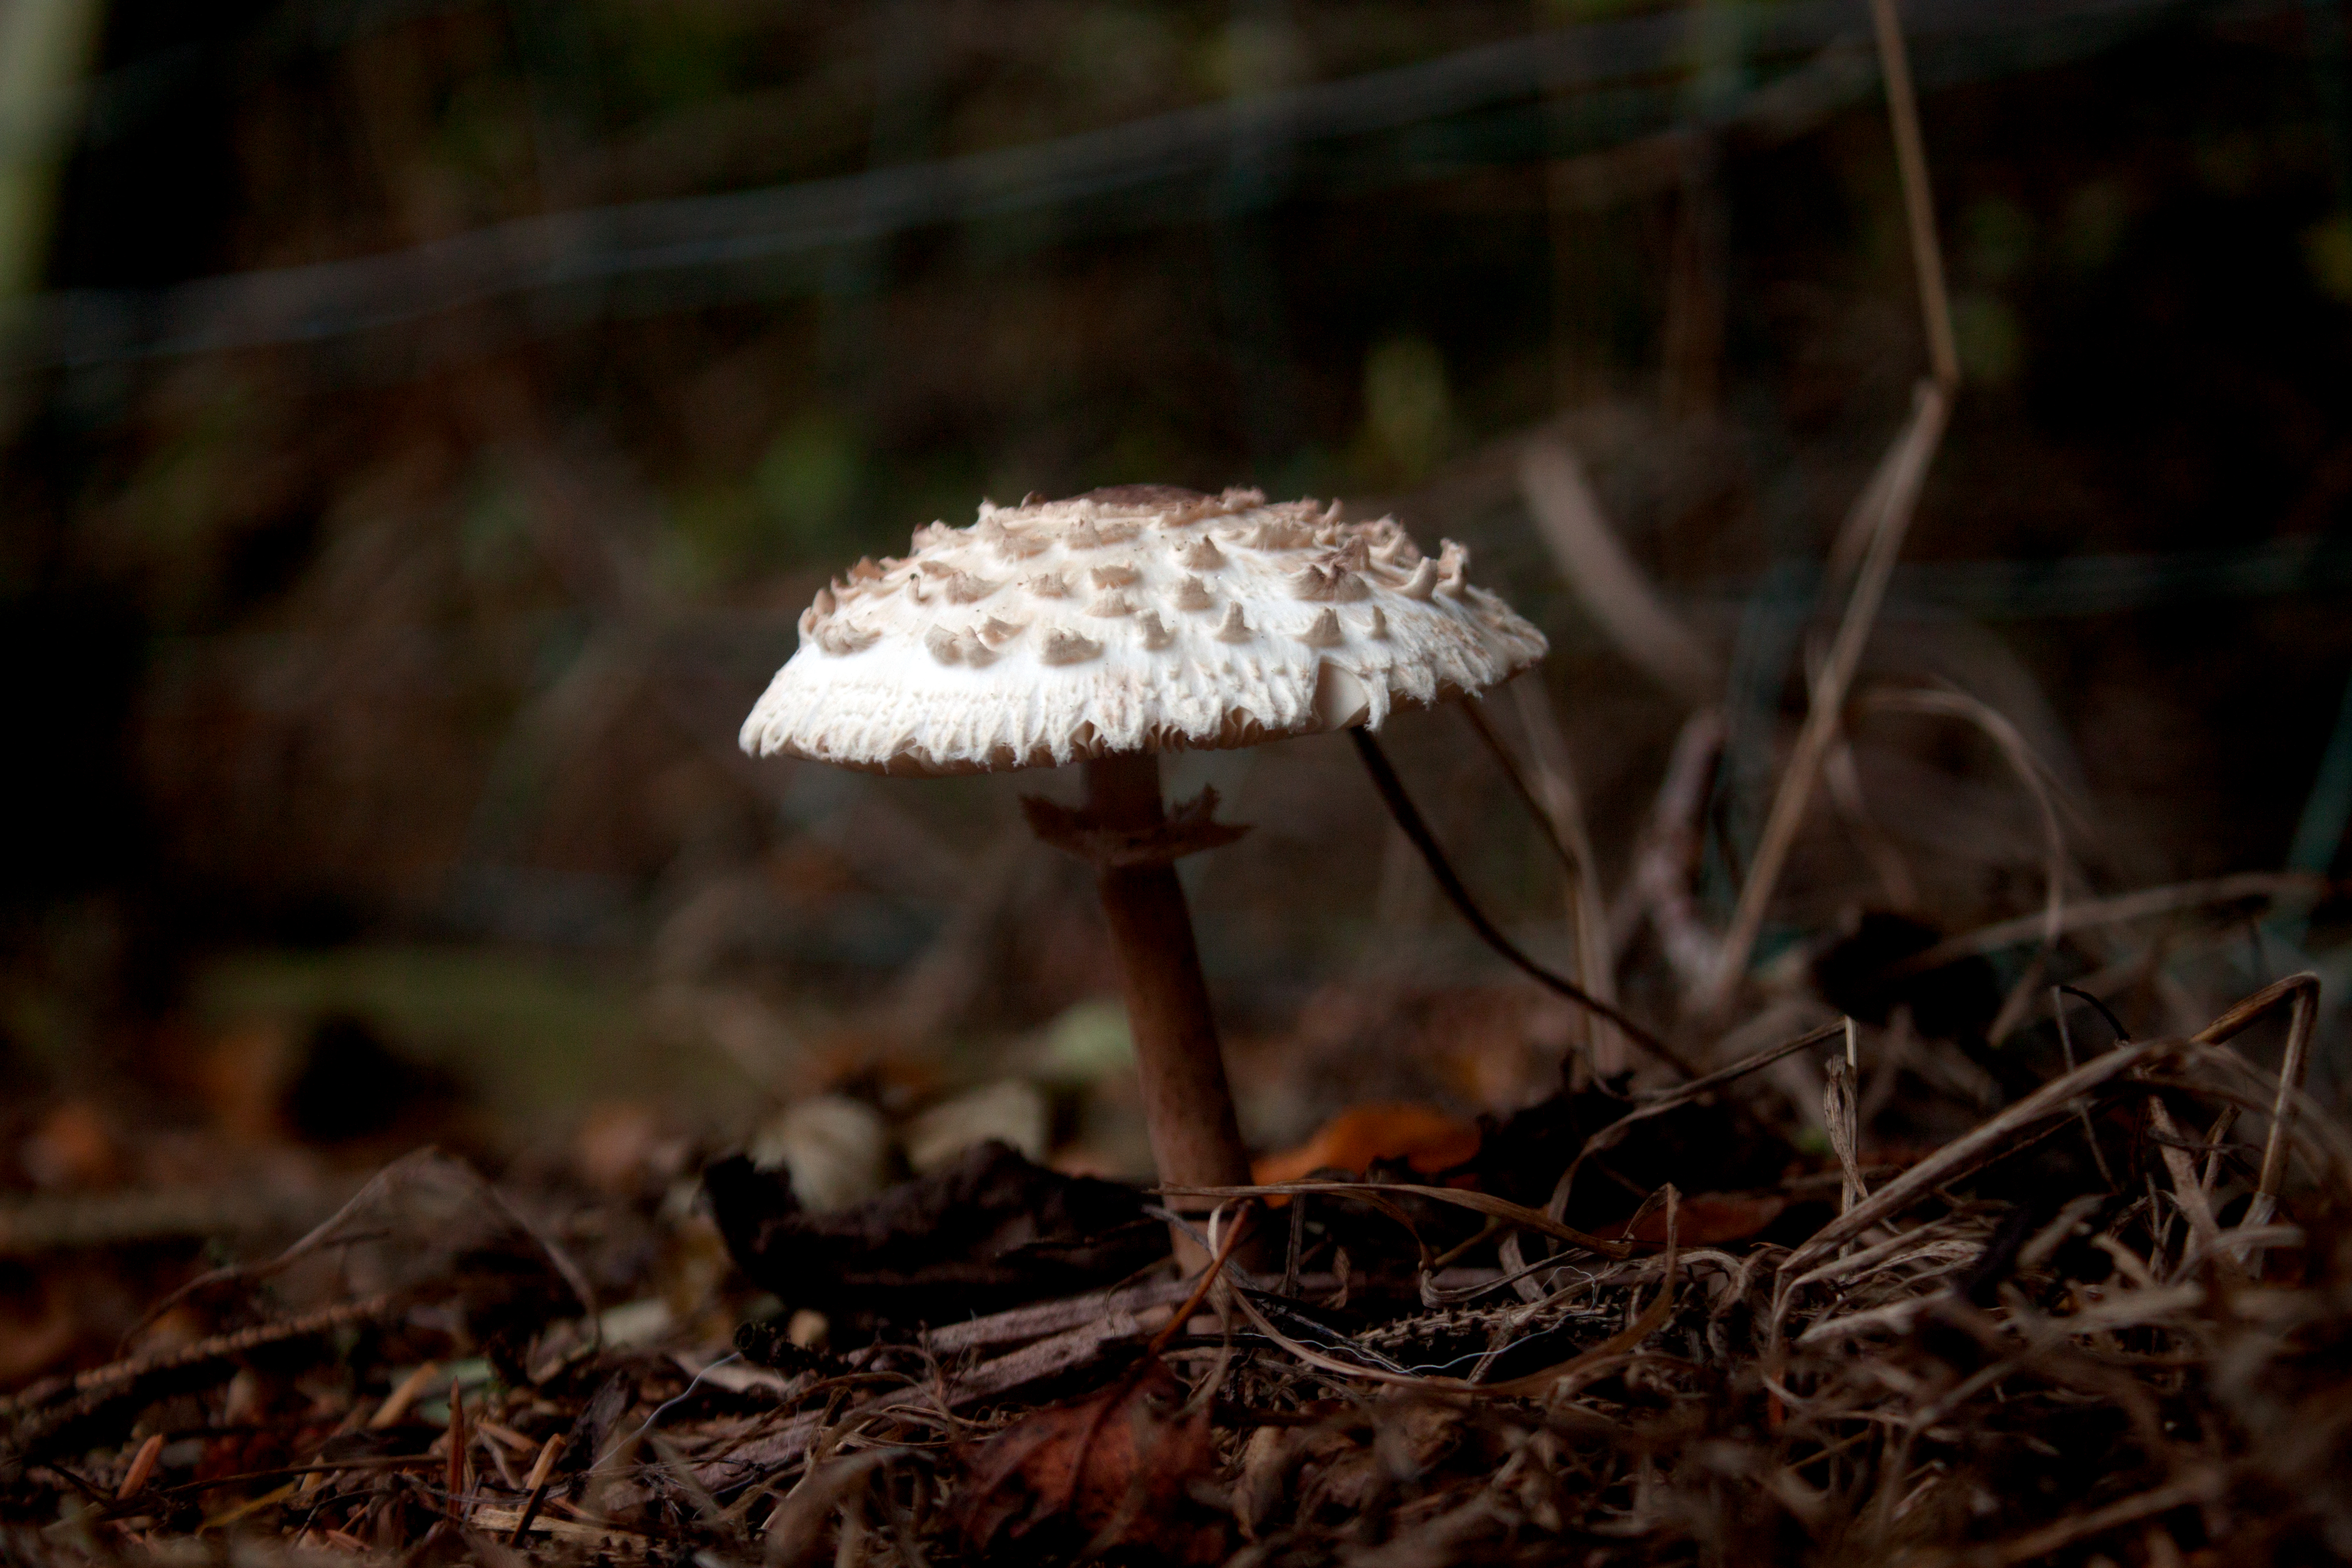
[5,0,2352,1209]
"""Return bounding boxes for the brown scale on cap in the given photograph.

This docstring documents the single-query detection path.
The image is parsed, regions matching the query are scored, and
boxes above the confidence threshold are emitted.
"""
[1292,562,1371,602]
[946,571,1002,603]
[1041,629,1104,665]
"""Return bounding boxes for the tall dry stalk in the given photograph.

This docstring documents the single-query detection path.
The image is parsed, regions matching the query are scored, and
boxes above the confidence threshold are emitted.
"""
[1704,0,1961,1010]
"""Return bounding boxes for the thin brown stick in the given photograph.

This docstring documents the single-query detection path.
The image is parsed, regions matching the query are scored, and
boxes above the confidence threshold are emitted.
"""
[2190,971,2320,1219]
[1509,679,1629,1077]
[1779,1035,2173,1278]
[444,1379,469,1523]
[1633,1020,1849,1116]
[1708,379,1951,1009]
[120,1147,596,1352]
[1145,1207,1253,1358]
[941,1308,1182,1406]
[1709,0,1957,1006]
[1464,691,1627,1076]
[1622,707,1728,991]
[0,1291,402,1421]
[1349,727,1688,1073]
[1549,1021,1847,1226]
[1518,435,1720,702]
[505,1436,562,1547]
[919,1278,1195,1358]
[1897,872,2326,975]
[1167,1180,1632,1260]
[1867,0,1960,390]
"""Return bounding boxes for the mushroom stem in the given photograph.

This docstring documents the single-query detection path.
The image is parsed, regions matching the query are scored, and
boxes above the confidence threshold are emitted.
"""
[1081,750,1254,1260]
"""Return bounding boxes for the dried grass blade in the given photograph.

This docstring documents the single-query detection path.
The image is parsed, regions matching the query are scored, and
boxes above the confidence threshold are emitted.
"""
[1476,1186,1680,1397]
[763,1449,897,1568]
[2177,1224,2303,1275]
[2190,972,2319,1219]
[1868,0,1960,391]
[1779,1037,2172,1278]
[1784,1213,1964,1294]
[1900,874,2326,975]
[2145,1097,2221,1267]
[1224,1191,1682,1397]
[1637,1021,1848,1112]
[1505,679,1628,1076]
[1348,728,1687,1072]
[1518,435,1720,703]
[1794,1296,1935,1346]
[1709,379,1952,1007]
[121,1147,596,1351]
[1163,1182,1630,1259]
[118,1148,444,1343]
[1623,707,1729,991]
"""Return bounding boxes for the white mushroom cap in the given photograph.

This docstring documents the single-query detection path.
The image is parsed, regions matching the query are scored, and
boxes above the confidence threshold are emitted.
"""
[738,485,1548,776]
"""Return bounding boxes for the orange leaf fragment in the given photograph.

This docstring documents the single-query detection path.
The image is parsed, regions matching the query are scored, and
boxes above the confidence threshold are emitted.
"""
[1252,1102,1481,1186]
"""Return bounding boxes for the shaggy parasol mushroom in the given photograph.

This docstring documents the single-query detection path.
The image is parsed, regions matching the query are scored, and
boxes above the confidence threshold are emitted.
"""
[740,485,1547,1244]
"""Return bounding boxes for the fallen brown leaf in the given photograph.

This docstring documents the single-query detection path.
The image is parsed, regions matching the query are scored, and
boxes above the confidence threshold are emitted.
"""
[1628,1190,1786,1246]
[954,1357,1228,1563]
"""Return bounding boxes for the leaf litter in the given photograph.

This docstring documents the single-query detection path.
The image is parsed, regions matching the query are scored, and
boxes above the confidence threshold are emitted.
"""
[2,961,2350,1568]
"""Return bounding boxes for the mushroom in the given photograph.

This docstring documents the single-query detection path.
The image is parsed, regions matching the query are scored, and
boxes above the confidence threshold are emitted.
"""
[740,485,1547,1253]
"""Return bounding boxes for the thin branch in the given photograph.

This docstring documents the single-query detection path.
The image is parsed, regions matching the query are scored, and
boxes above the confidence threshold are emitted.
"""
[1896,871,2327,975]
[1518,435,1720,702]
[1510,679,1630,1077]
[1349,727,1691,1075]
[1707,379,1952,1008]
[1461,691,1627,1075]
[1868,0,1961,390]
[2190,971,2320,1218]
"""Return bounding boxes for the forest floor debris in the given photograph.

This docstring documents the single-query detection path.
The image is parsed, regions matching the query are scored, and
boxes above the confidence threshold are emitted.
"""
[5,974,2350,1566]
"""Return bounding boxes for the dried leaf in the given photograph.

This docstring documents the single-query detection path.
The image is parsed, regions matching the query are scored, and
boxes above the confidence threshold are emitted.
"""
[1252,1103,1482,1185]
[1627,1190,1786,1246]
[954,1358,1228,1563]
